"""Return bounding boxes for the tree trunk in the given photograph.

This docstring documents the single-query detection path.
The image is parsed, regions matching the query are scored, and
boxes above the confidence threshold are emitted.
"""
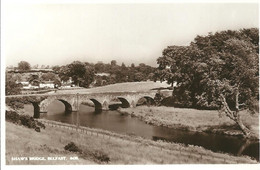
[220,90,251,138]
[236,113,251,137]
[237,139,251,156]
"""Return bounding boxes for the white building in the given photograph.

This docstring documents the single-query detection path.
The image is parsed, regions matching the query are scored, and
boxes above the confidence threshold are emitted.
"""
[39,81,55,89]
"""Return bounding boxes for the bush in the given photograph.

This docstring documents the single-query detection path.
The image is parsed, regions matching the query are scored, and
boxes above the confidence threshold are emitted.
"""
[35,127,41,132]
[37,121,46,129]
[5,98,24,110]
[64,142,82,153]
[20,115,37,128]
[6,111,20,123]
[92,151,110,163]
[6,110,45,132]
[161,97,175,107]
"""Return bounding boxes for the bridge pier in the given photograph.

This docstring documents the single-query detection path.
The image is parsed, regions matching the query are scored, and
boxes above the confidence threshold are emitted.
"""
[102,101,109,110]
[32,102,41,118]
[130,100,136,108]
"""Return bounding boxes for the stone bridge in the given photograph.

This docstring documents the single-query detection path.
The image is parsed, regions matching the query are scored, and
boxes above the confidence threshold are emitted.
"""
[6,91,157,118]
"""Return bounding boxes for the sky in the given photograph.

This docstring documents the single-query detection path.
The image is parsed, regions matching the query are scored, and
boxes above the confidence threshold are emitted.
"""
[3,2,259,67]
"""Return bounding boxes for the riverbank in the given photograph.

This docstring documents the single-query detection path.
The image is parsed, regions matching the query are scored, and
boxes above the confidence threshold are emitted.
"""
[118,106,259,138]
[5,120,257,164]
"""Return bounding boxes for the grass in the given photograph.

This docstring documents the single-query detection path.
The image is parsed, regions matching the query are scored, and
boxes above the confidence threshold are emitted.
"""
[119,106,259,137]
[54,81,169,94]
[5,121,257,165]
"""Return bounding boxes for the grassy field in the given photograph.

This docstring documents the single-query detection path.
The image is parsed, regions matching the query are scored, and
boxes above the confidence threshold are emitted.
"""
[54,81,169,94]
[119,106,259,138]
[5,121,257,165]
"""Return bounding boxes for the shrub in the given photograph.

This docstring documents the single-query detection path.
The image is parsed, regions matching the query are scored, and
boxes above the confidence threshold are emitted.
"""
[35,127,41,132]
[6,110,45,132]
[6,111,20,123]
[20,115,36,128]
[5,98,25,110]
[37,121,46,129]
[92,151,110,163]
[64,142,82,153]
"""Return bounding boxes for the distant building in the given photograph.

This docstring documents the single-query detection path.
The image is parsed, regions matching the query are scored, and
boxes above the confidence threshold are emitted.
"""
[39,81,55,89]
[18,81,30,89]
[95,73,110,77]
[17,80,55,89]
[18,81,29,86]
[22,84,39,90]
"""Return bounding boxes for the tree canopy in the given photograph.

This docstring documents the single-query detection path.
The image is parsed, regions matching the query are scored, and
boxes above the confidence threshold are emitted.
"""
[62,61,95,88]
[18,61,31,71]
[156,28,259,137]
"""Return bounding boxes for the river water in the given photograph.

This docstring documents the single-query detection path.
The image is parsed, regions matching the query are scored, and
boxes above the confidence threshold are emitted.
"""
[24,101,259,161]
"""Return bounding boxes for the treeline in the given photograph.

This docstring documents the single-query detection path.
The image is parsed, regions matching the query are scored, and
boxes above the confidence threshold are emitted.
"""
[52,60,156,87]
[6,60,156,95]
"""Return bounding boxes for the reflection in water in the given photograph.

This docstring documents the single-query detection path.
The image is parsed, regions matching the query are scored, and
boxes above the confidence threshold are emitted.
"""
[23,101,259,161]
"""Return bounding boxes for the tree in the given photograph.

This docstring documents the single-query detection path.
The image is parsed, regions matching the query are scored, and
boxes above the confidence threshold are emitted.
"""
[64,61,95,88]
[134,72,145,82]
[18,61,31,71]
[5,73,22,95]
[53,79,61,87]
[12,73,22,82]
[41,72,61,87]
[95,76,103,86]
[111,60,117,66]
[156,28,259,137]
[41,72,57,81]
[121,62,126,68]
[78,65,95,87]
[148,73,155,81]
[94,62,105,73]
[68,61,87,86]
[212,38,258,137]
[52,65,61,73]
[58,66,70,82]
[32,64,39,69]
[28,74,40,86]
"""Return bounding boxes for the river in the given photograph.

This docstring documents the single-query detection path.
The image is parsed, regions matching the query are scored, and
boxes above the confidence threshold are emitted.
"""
[24,101,259,161]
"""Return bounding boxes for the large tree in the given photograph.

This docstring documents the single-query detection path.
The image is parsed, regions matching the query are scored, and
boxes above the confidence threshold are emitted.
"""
[18,61,31,71]
[157,28,259,137]
[66,61,95,88]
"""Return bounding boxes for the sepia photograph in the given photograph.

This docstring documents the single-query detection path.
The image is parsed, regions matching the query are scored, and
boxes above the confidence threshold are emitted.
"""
[1,0,259,169]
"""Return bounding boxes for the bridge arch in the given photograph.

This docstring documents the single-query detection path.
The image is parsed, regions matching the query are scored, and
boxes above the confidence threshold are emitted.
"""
[136,96,155,106]
[58,99,72,113]
[118,97,130,108]
[38,98,73,118]
[90,99,102,111]
[143,96,155,105]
